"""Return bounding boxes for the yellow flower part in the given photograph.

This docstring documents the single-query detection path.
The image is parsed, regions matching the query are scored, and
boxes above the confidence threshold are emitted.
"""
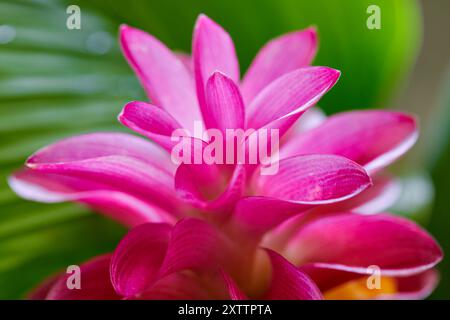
[324,277,397,300]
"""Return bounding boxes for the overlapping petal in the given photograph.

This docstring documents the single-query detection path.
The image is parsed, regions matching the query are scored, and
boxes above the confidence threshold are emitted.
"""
[246,67,340,135]
[175,163,246,213]
[176,52,194,76]
[220,270,248,300]
[280,107,326,144]
[232,155,371,235]
[139,271,226,300]
[280,111,418,173]
[9,133,178,225]
[45,254,120,300]
[110,219,233,298]
[110,223,172,297]
[9,169,175,226]
[264,250,323,300]
[22,134,178,209]
[28,155,177,212]
[314,173,402,215]
[306,267,439,300]
[284,213,442,276]
[26,132,174,172]
[204,72,245,133]
[120,25,202,132]
[386,270,439,300]
[193,14,240,115]
[242,27,318,104]
[118,101,182,152]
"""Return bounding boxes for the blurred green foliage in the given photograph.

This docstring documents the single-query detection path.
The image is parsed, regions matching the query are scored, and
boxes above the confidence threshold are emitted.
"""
[0,0,424,298]
[427,69,450,299]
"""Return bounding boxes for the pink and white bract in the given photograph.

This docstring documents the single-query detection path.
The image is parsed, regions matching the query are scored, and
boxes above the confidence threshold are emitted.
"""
[10,14,442,300]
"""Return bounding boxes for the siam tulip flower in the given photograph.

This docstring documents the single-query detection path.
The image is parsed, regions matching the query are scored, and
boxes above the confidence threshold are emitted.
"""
[10,14,442,300]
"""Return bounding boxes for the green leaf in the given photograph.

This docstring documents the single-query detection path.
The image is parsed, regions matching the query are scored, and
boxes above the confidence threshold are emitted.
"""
[0,0,421,298]
[425,68,450,299]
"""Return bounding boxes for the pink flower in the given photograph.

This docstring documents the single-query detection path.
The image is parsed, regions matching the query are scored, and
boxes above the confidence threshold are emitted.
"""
[10,15,441,300]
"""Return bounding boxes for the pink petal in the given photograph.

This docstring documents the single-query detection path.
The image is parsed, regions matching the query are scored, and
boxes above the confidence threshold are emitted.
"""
[263,177,403,255]
[139,270,242,300]
[280,107,327,145]
[300,264,367,293]
[176,52,194,76]
[9,169,175,226]
[246,67,340,134]
[242,27,318,104]
[285,213,442,276]
[29,156,178,213]
[303,266,439,300]
[118,101,182,152]
[255,154,371,202]
[315,173,402,215]
[24,134,179,213]
[25,132,174,174]
[45,254,120,300]
[172,137,238,202]
[193,14,240,115]
[110,223,172,297]
[232,197,315,237]
[28,274,60,300]
[175,163,246,213]
[139,272,217,300]
[280,111,418,173]
[264,250,323,300]
[111,219,232,298]
[9,133,179,225]
[261,212,321,256]
[160,219,233,276]
[220,270,248,300]
[161,219,229,275]
[204,72,245,133]
[262,212,367,258]
[120,25,202,132]
[386,269,439,300]
[231,155,371,235]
